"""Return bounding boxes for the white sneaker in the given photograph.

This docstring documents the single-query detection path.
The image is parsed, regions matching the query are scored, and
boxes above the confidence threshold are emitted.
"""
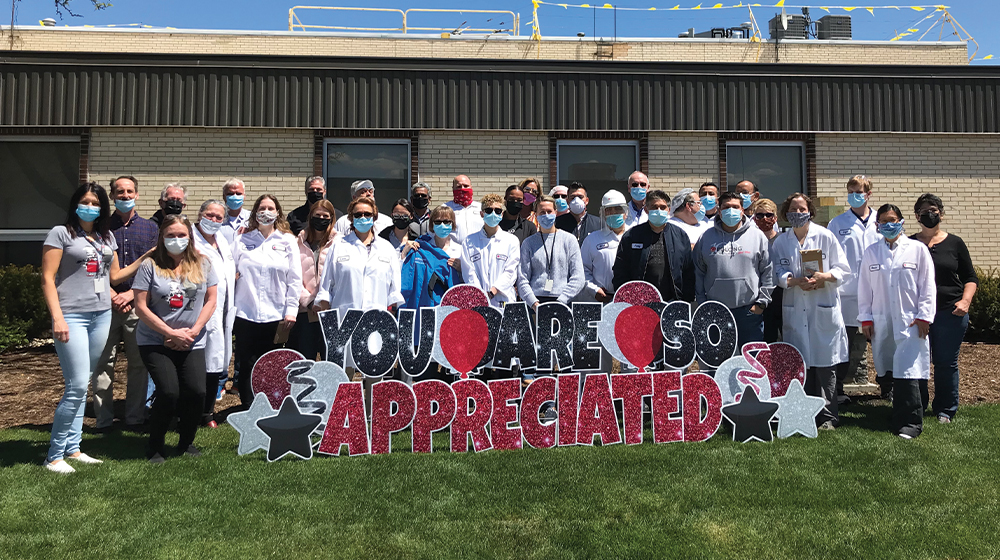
[44,460,76,474]
[898,433,913,440]
[66,453,103,464]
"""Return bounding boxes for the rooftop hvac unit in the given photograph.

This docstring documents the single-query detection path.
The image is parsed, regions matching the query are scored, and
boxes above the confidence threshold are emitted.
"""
[817,15,852,40]
[769,14,808,40]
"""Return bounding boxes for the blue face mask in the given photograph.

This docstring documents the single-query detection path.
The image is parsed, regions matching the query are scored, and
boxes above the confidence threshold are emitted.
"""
[554,198,569,213]
[702,195,717,211]
[740,193,754,209]
[720,208,743,227]
[537,213,557,230]
[225,195,244,210]
[483,212,503,228]
[605,213,625,229]
[353,216,374,233]
[879,221,903,240]
[76,204,102,223]
[434,223,453,238]
[630,187,647,202]
[848,192,867,209]
[694,205,707,221]
[114,198,135,213]
[648,209,670,227]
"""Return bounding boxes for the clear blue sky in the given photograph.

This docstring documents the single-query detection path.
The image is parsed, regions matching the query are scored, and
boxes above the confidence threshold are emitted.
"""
[10,0,998,63]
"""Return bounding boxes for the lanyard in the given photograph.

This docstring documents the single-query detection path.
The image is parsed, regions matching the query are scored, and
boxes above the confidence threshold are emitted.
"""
[78,229,107,262]
[538,231,556,274]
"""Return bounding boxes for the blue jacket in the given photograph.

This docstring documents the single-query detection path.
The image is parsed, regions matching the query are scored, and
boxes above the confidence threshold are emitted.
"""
[400,235,463,309]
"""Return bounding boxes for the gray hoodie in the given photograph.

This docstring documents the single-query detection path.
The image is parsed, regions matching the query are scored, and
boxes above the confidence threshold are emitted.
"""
[693,215,773,309]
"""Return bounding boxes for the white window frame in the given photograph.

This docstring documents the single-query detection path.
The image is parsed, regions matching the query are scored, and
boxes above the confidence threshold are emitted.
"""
[322,137,412,196]
[725,140,807,192]
[0,136,81,242]
[555,139,640,187]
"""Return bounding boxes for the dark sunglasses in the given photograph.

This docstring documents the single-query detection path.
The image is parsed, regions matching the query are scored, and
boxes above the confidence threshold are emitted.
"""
[411,194,429,200]
[631,181,648,187]
[553,194,568,199]
[352,212,374,219]
[484,208,503,215]
[432,220,453,225]
[754,213,775,220]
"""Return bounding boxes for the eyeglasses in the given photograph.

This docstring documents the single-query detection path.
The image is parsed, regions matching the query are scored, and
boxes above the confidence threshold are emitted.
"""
[352,212,374,219]
[411,194,429,200]
[391,214,411,220]
[553,194,568,199]
[432,220,453,225]
[631,182,648,187]
[484,208,503,215]
[754,213,775,219]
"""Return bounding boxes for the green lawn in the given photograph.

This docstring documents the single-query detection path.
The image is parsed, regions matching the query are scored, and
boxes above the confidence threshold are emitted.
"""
[1,401,999,560]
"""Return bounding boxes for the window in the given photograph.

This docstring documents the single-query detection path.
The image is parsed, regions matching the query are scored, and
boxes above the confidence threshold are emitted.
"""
[323,139,411,215]
[556,140,639,215]
[725,142,806,208]
[0,137,82,266]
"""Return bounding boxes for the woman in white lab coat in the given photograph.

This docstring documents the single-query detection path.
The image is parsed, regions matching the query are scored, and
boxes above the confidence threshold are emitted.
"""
[858,203,936,439]
[772,193,850,429]
[460,194,520,309]
[192,199,236,427]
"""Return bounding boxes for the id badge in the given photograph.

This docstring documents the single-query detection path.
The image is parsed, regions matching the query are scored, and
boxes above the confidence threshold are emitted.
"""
[94,277,103,294]
[544,279,554,292]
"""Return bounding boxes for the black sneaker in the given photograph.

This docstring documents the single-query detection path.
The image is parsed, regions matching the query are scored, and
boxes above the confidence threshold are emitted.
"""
[179,445,202,458]
[148,453,166,464]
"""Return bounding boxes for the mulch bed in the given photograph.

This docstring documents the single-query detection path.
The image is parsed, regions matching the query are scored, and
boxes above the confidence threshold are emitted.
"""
[2,342,999,430]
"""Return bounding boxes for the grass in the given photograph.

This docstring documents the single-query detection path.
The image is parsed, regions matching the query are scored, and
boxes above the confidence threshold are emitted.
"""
[1,401,999,560]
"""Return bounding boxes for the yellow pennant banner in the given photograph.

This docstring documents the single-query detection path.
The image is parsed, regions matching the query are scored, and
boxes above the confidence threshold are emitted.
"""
[537,1,948,12]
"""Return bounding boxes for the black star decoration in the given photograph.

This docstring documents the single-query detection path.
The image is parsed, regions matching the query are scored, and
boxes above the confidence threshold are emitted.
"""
[722,386,780,443]
[255,395,322,462]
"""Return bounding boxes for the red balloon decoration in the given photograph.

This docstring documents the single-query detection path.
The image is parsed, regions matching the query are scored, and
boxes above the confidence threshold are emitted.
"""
[440,285,491,309]
[614,305,661,372]
[755,342,807,398]
[440,309,490,379]
[251,348,305,409]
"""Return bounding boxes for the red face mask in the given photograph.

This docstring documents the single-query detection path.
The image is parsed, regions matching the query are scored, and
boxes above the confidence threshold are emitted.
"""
[453,188,473,207]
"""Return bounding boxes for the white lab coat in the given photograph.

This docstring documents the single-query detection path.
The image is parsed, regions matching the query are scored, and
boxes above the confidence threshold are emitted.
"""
[772,224,851,368]
[857,235,936,380]
[315,232,404,320]
[334,212,392,237]
[444,200,484,243]
[625,201,648,229]
[827,208,880,328]
[193,227,237,373]
[460,229,520,308]
[233,229,303,323]
[578,228,622,302]
[220,209,250,247]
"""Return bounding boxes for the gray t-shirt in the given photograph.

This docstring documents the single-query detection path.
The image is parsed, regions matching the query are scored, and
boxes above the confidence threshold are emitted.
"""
[133,259,218,349]
[43,225,119,314]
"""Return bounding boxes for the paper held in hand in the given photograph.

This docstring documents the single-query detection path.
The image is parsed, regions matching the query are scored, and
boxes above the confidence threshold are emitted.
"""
[800,249,823,277]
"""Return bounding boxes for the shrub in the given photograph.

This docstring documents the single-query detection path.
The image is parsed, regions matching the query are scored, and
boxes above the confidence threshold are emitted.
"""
[967,267,1000,344]
[0,264,50,352]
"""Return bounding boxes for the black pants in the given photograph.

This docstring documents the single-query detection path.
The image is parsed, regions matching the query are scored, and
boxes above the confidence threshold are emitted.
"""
[892,377,924,438]
[806,366,838,426]
[233,318,281,406]
[763,287,783,344]
[288,311,325,362]
[203,370,223,423]
[139,346,207,456]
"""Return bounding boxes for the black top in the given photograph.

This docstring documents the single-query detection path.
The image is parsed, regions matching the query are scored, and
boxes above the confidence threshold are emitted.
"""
[642,230,676,302]
[612,222,694,302]
[555,212,603,247]
[287,202,311,236]
[909,232,978,312]
[499,216,537,244]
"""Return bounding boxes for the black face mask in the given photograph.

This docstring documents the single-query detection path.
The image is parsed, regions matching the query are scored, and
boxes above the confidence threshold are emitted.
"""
[307,191,325,205]
[392,216,412,230]
[918,212,941,228]
[411,195,430,209]
[309,216,331,231]
[505,200,523,216]
[163,200,184,216]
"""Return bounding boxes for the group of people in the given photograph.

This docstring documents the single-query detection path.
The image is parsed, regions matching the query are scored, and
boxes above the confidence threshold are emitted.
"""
[40,170,977,472]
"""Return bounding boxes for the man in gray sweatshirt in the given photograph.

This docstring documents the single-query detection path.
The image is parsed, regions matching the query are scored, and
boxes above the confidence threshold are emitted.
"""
[693,191,774,350]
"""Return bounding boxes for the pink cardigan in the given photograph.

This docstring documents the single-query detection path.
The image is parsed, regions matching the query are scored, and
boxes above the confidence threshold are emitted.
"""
[297,230,337,312]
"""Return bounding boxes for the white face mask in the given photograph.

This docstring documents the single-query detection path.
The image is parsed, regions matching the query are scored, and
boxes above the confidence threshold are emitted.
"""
[199,217,223,235]
[257,210,278,226]
[164,237,189,255]
[569,197,587,215]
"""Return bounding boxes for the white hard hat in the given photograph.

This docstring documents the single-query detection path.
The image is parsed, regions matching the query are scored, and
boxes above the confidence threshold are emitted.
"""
[601,189,627,208]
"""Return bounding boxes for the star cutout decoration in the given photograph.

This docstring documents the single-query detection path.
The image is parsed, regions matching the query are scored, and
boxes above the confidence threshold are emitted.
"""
[771,379,826,439]
[255,395,323,462]
[228,392,277,456]
[722,386,779,443]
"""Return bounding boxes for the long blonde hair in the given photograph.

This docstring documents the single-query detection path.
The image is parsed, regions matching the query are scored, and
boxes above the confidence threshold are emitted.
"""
[152,214,206,284]
[244,194,292,235]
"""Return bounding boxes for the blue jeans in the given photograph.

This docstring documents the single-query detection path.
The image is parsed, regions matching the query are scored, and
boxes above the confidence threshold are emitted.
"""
[927,311,968,419]
[48,310,111,462]
[732,304,765,351]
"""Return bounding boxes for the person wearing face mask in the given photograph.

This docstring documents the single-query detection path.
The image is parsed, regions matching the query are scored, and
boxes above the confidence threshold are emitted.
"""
[668,188,710,248]
[910,194,977,424]
[232,194,302,407]
[828,174,881,396]
[612,189,694,303]
[133,214,218,463]
[581,190,629,305]
[461,194,521,310]
[772,193,851,430]
[699,182,720,223]
[555,182,603,247]
[753,199,784,344]
[93,175,159,432]
[443,174,483,243]
[858,204,936,439]
[500,184,538,244]
[192,200,237,426]
[625,171,650,228]
[518,178,541,227]
[149,183,187,226]
[290,199,340,363]
[409,182,433,237]
[549,185,571,218]
[287,176,343,236]
[220,178,250,245]
[41,182,150,474]
[517,195,586,309]
[693,191,773,351]
[379,199,416,250]
[334,180,393,236]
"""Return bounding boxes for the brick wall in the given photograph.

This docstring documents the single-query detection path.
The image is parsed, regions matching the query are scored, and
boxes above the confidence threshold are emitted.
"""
[6,27,969,65]
[88,127,314,218]
[815,133,1000,270]
[647,133,719,193]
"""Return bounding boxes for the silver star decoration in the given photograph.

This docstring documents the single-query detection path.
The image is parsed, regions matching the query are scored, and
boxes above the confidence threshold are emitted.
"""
[771,379,826,439]
[228,393,278,455]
